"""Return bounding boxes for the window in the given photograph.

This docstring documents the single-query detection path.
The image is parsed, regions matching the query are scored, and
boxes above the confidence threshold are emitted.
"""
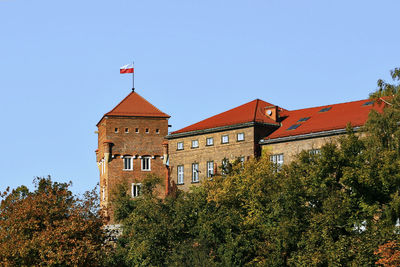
[145,128,149,133]
[237,133,244,141]
[191,140,199,148]
[363,101,374,106]
[270,154,284,168]
[123,156,133,170]
[239,156,245,167]
[309,149,321,155]
[177,142,184,150]
[192,163,199,183]
[207,161,214,178]
[135,128,139,133]
[221,135,229,144]
[177,165,184,184]
[287,124,301,130]
[131,183,142,198]
[298,117,310,122]
[206,137,214,146]
[102,160,105,174]
[125,128,129,133]
[102,187,105,201]
[141,157,151,171]
[114,128,119,133]
[156,129,160,134]
[99,160,105,175]
[319,107,332,113]
[221,158,230,175]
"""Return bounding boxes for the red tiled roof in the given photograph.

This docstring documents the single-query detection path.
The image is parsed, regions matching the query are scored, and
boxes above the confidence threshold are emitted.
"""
[105,91,170,118]
[171,99,282,134]
[264,99,385,141]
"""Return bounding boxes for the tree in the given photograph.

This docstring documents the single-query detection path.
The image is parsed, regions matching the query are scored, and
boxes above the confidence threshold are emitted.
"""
[0,176,111,266]
[112,69,400,266]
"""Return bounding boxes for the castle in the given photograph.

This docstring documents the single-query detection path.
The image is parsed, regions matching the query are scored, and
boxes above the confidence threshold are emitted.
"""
[96,89,384,220]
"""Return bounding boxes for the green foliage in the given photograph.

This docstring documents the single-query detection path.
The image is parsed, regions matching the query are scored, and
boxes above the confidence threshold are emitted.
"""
[111,69,400,266]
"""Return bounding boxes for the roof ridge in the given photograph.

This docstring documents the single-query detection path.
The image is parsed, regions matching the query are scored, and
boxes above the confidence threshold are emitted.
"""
[253,99,259,121]
[134,92,167,115]
[288,98,370,113]
[107,91,134,114]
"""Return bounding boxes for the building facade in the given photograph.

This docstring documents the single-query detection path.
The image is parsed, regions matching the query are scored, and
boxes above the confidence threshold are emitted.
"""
[97,91,384,218]
[96,91,170,221]
[166,99,282,191]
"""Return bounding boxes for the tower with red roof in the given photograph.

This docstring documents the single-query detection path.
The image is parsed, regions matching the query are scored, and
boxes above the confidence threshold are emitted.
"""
[96,91,170,222]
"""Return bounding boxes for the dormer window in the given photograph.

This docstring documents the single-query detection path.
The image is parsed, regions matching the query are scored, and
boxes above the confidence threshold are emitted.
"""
[125,128,129,133]
[319,107,332,113]
[287,124,301,130]
[114,128,119,133]
[145,128,149,133]
[363,101,374,106]
[297,117,310,122]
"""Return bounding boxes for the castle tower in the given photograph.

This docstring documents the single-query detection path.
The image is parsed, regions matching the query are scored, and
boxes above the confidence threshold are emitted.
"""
[96,91,170,222]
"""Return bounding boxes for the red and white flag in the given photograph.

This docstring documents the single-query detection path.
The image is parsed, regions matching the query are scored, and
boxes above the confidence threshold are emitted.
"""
[120,63,134,74]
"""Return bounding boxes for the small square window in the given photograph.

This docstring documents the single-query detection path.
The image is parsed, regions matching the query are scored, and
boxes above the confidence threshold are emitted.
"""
[156,129,160,134]
[114,128,119,133]
[221,135,229,144]
[145,128,149,133]
[125,128,129,133]
[237,133,244,141]
[131,183,142,198]
[135,128,139,133]
[192,140,199,148]
[177,142,184,150]
[206,137,214,146]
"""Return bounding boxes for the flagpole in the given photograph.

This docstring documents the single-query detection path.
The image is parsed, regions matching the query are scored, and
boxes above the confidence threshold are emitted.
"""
[132,61,135,92]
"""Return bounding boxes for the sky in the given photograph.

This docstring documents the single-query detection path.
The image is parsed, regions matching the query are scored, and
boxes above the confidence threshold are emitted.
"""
[0,0,399,194]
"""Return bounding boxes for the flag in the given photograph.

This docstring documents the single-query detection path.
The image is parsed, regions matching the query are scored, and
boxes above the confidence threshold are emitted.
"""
[120,63,134,74]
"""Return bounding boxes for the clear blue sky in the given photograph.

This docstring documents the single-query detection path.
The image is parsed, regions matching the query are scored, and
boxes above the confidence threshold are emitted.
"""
[0,0,399,194]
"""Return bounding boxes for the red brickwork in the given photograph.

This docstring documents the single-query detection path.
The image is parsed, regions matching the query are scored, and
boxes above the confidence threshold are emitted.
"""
[96,92,170,223]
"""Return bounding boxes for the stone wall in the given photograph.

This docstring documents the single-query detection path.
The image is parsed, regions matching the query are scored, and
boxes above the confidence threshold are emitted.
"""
[261,134,342,164]
[168,127,256,191]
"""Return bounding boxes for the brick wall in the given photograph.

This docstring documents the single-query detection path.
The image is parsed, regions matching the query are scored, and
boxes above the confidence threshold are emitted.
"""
[96,116,169,222]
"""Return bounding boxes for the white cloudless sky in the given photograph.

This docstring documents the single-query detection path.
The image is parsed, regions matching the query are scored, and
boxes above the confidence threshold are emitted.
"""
[0,0,399,194]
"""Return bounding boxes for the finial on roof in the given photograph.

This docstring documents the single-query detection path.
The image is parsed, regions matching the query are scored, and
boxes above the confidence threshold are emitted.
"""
[132,87,135,92]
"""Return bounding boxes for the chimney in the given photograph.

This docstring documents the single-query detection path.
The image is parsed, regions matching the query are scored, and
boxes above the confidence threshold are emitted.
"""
[265,106,279,121]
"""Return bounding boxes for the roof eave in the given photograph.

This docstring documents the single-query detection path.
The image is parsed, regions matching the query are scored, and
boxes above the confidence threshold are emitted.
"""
[167,121,279,139]
[96,113,170,127]
[259,126,361,145]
